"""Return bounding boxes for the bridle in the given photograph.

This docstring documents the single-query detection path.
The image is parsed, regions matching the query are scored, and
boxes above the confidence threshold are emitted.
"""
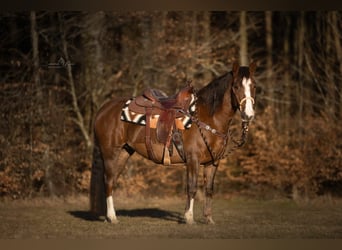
[188,88,254,166]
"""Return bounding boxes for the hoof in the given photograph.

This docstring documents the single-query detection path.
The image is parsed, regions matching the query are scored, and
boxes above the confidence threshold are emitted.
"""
[184,212,196,225]
[205,217,215,225]
[105,217,119,224]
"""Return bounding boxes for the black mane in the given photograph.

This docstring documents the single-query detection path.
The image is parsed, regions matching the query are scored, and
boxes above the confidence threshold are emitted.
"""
[197,72,233,116]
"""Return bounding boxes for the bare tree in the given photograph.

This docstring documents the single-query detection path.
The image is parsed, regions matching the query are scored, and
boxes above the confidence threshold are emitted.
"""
[81,12,107,149]
[58,13,92,150]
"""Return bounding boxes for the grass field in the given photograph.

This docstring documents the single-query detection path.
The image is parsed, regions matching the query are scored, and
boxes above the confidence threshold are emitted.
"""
[0,195,341,239]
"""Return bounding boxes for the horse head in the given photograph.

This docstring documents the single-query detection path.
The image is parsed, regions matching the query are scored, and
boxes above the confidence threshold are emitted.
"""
[231,61,257,122]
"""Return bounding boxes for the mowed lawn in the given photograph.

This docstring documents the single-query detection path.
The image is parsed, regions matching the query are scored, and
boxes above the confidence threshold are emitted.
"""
[0,195,341,239]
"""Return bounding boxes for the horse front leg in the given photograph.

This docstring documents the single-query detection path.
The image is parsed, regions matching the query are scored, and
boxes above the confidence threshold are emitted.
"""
[203,164,218,224]
[184,158,199,224]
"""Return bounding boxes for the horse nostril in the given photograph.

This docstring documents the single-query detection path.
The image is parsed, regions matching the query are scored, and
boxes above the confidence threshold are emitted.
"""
[241,112,254,122]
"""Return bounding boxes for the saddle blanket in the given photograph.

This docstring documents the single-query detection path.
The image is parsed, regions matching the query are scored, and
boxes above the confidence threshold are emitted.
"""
[120,94,196,130]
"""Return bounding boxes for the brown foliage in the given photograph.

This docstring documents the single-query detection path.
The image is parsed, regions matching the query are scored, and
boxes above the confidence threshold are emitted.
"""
[1,11,342,200]
[221,107,342,199]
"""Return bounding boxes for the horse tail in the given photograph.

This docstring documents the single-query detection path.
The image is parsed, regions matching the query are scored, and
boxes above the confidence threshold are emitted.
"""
[90,137,106,217]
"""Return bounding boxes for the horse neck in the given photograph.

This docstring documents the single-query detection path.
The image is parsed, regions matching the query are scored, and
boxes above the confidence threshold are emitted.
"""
[196,75,237,132]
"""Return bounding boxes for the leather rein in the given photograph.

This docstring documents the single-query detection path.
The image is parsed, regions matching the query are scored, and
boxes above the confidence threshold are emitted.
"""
[188,91,254,166]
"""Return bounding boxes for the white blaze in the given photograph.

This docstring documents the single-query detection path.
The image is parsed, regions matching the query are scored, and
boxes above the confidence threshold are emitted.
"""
[242,77,254,118]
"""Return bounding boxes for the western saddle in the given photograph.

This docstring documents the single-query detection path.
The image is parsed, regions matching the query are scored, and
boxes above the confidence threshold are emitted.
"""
[127,84,195,164]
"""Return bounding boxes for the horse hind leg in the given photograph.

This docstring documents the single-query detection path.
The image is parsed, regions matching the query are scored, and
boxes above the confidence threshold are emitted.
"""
[104,145,133,223]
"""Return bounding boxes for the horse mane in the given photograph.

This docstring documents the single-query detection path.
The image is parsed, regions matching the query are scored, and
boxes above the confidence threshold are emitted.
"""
[197,72,233,116]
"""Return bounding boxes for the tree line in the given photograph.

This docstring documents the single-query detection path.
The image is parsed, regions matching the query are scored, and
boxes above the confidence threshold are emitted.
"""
[0,11,341,199]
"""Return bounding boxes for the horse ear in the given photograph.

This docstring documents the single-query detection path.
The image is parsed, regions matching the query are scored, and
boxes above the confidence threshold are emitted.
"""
[232,61,239,77]
[249,61,257,75]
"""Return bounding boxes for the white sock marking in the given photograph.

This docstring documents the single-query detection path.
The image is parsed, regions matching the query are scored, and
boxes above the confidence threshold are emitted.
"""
[185,198,195,223]
[106,196,117,221]
[189,198,194,212]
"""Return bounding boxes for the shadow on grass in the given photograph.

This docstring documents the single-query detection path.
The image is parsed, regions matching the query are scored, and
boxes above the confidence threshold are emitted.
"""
[68,208,184,223]
[118,208,184,223]
[68,210,98,221]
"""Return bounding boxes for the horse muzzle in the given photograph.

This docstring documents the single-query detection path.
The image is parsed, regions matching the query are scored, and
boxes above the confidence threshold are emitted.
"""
[241,112,254,122]
[239,96,255,122]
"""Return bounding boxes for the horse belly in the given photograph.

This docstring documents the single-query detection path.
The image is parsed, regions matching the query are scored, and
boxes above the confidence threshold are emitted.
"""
[130,142,184,165]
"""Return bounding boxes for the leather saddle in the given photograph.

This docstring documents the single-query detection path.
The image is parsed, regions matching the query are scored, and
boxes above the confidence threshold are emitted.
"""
[131,86,193,114]
[127,84,195,164]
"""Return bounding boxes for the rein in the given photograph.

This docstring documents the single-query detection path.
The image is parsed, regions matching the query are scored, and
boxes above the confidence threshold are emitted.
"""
[189,89,251,166]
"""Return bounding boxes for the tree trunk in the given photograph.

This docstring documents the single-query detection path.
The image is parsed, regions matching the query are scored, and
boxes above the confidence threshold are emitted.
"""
[83,12,106,108]
[199,11,212,84]
[282,14,291,137]
[30,11,54,195]
[325,12,334,120]
[330,11,342,119]
[81,12,107,150]
[239,11,248,65]
[30,11,41,91]
[265,11,272,85]
[152,11,170,91]
[295,12,310,200]
[185,11,197,81]
[30,11,40,191]
[140,12,153,90]
[130,12,152,97]
[296,12,305,137]
[265,11,273,105]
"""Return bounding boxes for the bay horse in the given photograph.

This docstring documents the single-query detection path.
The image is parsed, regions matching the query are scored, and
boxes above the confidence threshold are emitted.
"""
[90,62,257,224]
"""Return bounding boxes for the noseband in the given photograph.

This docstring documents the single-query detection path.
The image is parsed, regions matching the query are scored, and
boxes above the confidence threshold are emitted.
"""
[239,96,255,111]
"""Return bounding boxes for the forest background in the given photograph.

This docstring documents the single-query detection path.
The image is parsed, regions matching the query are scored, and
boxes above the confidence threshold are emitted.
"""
[0,11,341,201]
